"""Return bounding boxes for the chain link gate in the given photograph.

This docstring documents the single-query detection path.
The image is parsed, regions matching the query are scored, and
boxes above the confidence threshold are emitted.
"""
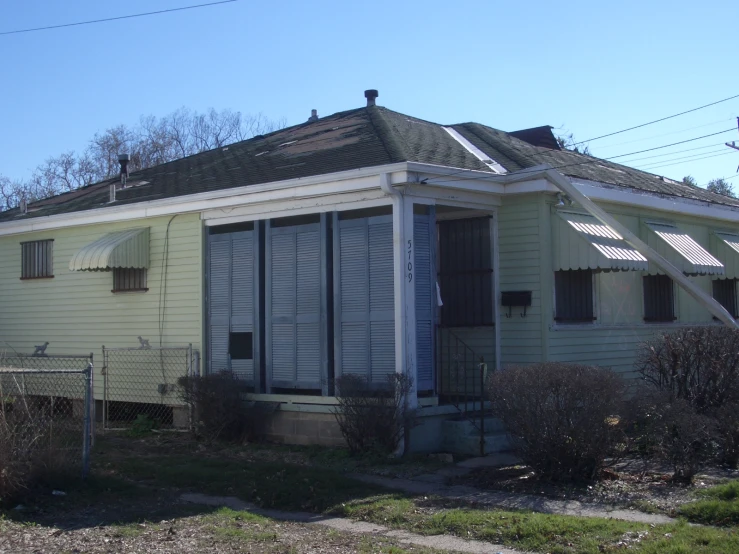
[102,345,197,431]
[0,353,94,478]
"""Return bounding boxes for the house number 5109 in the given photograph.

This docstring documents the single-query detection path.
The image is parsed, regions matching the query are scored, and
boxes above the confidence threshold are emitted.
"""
[407,239,413,282]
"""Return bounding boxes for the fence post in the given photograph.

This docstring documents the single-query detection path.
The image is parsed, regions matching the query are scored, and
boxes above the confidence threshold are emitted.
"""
[82,362,93,479]
[89,352,95,448]
[479,357,485,457]
[188,343,194,433]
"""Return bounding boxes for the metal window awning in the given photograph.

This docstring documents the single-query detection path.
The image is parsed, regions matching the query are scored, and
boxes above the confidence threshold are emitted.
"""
[69,228,150,271]
[553,211,648,271]
[711,231,739,279]
[645,221,724,276]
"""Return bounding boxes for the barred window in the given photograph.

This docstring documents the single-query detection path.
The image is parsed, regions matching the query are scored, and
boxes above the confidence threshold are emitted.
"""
[21,239,54,279]
[713,278,738,318]
[554,269,595,322]
[643,274,675,322]
[113,268,148,292]
[437,217,494,326]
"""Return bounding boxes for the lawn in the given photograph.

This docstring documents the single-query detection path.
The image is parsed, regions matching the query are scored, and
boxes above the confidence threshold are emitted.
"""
[3,435,739,553]
[679,480,739,526]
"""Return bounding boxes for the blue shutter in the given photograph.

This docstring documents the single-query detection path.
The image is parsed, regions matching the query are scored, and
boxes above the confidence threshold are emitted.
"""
[208,234,231,374]
[266,222,323,389]
[230,231,255,381]
[335,215,395,384]
[414,212,436,391]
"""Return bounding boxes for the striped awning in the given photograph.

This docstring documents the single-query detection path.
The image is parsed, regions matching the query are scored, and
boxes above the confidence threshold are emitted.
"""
[645,221,724,276]
[553,211,648,271]
[69,228,150,271]
[715,232,739,255]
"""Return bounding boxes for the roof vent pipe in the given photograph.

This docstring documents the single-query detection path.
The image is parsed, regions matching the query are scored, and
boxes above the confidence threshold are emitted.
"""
[19,196,27,214]
[308,109,318,122]
[364,89,378,107]
[118,153,130,187]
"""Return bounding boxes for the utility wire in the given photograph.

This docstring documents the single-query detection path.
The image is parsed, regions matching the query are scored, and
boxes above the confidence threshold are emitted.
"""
[595,118,735,150]
[573,93,739,145]
[424,128,738,187]
[617,142,728,164]
[0,0,237,36]
[637,150,737,171]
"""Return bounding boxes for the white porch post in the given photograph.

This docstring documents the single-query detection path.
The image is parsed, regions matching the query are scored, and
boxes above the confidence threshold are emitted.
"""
[386,178,418,409]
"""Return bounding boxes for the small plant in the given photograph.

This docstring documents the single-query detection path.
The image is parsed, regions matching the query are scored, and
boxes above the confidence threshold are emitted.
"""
[487,362,626,482]
[333,373,415,456]
[128,414,157,437]
[178,372,255,443]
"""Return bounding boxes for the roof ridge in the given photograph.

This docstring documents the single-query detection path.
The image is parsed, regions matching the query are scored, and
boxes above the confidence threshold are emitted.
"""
[365,106,409,163]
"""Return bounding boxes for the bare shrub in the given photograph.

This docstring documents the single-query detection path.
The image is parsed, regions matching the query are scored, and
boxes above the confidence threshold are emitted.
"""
[178,373,255,443]
[635,394,717,483]
[0,396,63,502]
[636,327,739,470]
[637,327,739,411]
[333,373,415,456]
[487,363,626,482]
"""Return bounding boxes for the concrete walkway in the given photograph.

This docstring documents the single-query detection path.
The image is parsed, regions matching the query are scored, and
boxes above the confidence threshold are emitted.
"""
[350,454,675,525]
[180,492,520,554]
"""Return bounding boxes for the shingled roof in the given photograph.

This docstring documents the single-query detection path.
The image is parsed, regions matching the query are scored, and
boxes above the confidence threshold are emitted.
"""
[2,104,737,223]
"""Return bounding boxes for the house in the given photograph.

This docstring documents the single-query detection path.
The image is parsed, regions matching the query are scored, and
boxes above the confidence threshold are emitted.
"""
[2,90,738,453]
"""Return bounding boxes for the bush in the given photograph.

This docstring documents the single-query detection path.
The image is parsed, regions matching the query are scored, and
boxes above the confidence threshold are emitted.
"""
[333,373,415,456]
[487,363,626,482]
[178,373,255,443]
[636,327,739,470]
[0,397,63,503]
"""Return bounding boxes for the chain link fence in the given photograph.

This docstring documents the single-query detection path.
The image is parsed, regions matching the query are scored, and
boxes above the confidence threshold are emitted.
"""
[0,354,93,482]
[102,345,198,431]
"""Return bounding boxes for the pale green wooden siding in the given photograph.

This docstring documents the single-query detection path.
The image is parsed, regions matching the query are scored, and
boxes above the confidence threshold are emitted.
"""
[0,214,203,399]
[497,195,543,365]
[546,199,739,378]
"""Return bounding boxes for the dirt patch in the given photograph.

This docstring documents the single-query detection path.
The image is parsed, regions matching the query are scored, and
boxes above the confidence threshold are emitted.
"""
[451,459,739,514]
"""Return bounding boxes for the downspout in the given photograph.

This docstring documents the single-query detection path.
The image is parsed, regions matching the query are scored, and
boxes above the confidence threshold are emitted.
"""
[502,165,739,329]
[380,172,410,457]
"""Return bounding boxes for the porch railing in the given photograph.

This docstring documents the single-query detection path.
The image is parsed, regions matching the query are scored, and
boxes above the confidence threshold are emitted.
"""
[436,326,489,455]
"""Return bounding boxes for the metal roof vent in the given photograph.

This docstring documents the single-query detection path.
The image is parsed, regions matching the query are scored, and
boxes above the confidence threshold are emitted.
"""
[19,196,28,214]
[308,109,318,122]
[118,153,130,187]
[365,89,378,107]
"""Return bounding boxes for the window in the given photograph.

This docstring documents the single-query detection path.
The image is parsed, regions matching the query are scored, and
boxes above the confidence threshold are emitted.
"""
[437,217,493,326]
[229,332,253,360]
[112,268,148,292]
[643,274,675,322]
[713,278,738,318]
[554,269,595,322]
[21,239,54,279]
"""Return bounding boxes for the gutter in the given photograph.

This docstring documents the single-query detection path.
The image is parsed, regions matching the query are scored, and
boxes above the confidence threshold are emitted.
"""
[501,165,739,329]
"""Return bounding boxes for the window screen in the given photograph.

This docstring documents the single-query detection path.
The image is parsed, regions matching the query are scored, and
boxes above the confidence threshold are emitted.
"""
[437,217,493,326]
[113,268,148,292]
[643,274,676,322]
[554,269,595,322]
[713,278,738,318]
[21,240,54,279]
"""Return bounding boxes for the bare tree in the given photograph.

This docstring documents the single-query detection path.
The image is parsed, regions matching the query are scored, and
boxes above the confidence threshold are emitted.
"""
[0,107,285,211]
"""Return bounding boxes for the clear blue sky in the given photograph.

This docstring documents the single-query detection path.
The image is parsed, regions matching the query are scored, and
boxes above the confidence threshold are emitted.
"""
[1,0,737,187]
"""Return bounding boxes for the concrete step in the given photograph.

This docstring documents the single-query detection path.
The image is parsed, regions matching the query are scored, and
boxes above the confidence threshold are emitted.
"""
[441,416,506,436]
[441,416,512,456]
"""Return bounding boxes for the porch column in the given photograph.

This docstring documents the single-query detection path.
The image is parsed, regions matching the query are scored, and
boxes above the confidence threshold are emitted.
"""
[390,190,418,408]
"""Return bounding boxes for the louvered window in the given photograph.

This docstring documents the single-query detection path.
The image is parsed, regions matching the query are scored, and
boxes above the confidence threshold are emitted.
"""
[713,278,738,318]
[643,275,676,322]
[112,268,147,292]
[437,217,493,326]
[554,269,595,322]
[21,240,54,279]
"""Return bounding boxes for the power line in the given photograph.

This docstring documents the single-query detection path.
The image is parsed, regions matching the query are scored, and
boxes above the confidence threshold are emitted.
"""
[424,128,739,187]
[0,1,238,36]
[573,93,739,145]
[617,142,728,164]
[637,150,737,171]
[595,118,734,150]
